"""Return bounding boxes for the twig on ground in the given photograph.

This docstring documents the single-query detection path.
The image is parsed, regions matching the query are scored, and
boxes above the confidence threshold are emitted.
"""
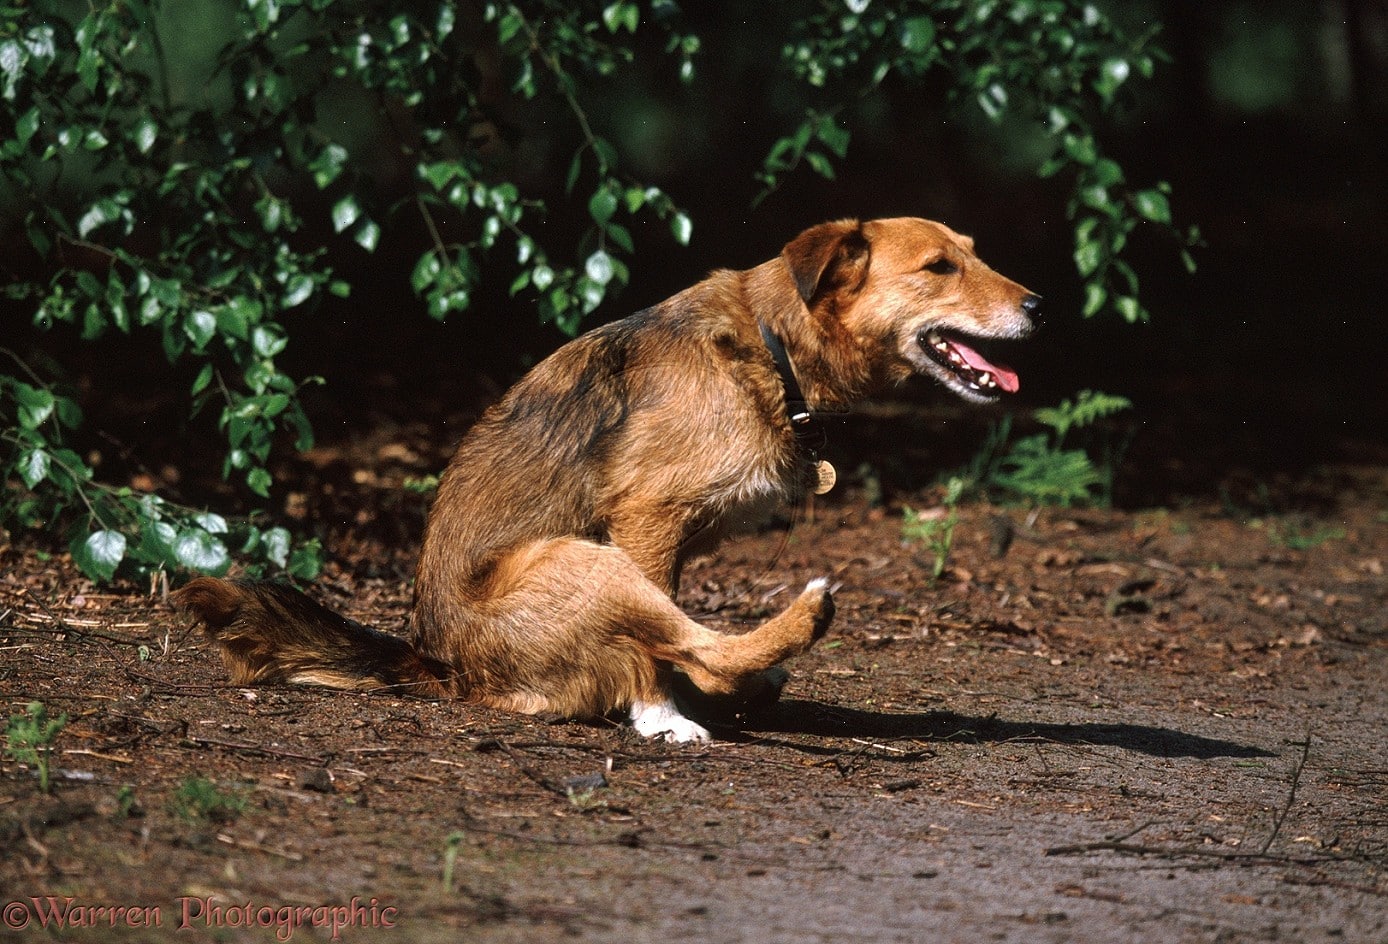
[180,735,327,765]
[1260,730,1312,856]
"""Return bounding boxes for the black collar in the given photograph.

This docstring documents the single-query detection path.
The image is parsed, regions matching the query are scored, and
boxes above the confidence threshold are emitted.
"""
[758,320,824,455]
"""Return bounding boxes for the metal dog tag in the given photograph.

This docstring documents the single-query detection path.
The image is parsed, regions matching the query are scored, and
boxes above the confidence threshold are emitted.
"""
[812,460,836,495]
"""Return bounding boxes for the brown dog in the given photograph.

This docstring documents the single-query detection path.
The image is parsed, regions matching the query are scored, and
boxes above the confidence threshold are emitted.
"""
[176,217,1038,742]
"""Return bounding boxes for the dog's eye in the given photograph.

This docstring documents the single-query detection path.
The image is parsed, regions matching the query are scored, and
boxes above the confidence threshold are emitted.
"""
[922,259,958,275]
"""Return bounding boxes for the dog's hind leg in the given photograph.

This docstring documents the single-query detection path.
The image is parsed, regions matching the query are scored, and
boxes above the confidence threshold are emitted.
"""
[453,538,834,741]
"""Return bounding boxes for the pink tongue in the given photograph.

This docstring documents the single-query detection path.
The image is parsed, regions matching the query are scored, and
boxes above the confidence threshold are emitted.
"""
[951,339,1020,393]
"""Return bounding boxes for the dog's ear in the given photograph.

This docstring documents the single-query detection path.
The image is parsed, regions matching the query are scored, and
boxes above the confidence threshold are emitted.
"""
[781,219,871,306]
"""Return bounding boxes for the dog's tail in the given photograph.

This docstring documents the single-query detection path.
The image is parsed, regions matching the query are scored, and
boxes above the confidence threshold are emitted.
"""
[173,577,453,697]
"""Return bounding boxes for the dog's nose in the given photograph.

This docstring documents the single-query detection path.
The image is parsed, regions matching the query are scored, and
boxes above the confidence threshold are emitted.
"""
[1020,293,1043,329]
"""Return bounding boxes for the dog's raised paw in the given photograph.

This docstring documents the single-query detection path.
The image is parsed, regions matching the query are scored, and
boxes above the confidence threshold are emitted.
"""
[800,577,836,639]
[630,700,712,744]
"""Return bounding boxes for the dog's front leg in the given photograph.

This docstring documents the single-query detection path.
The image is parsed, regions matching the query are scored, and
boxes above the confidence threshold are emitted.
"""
[606,516,688,597]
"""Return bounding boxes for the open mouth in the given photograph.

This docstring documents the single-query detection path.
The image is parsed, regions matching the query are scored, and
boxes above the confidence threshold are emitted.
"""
[918,328,1021,397]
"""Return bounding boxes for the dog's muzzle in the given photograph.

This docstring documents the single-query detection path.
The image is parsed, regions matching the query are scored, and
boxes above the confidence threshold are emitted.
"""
[917,326,1022,396]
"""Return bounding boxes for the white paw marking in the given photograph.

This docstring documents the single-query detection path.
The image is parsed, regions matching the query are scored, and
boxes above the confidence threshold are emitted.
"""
[630,700,711,744]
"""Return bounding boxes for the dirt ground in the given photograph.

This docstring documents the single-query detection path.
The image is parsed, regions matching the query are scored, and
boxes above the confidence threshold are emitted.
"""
[2,406,1386,944]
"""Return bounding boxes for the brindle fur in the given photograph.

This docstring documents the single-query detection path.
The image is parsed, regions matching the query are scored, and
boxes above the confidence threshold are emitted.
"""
[176,217,1038,742]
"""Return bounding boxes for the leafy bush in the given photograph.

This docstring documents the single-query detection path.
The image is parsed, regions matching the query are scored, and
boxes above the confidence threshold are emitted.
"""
[1,1,1190,582]
[959,390,1134,506]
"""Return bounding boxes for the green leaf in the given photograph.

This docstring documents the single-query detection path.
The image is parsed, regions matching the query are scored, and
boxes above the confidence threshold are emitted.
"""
[194,512,229,534]
[604,222,635,254]
[77,199,121,238]
[978,83,1008,121]
[18,449,49,489]
[815,118,850,159]
[900,17,935,54]
[1114,295,1144,323]
[585,250,615,286]
[17,107,41,146]
[173,529,231,575]
[588,188,618,225]
[411,251,441,294]
[590,136,617,172]
[191,362,214,397]
[1074,237,1104,277]
[136,520,179,569]
[354,219,380,252]
[252,325,288,358]
[1062,133,1098,166]
[309,143,348,188]
[73,530,127,582]
[602,1,639,33]
[1096,57,1131,101]
[565,151,583,195]
[1090,159,1123,188]
[805,151,835,178]
[282,275,313,308]
[577,277,606,314]
[1082,282,1107,318]
[55,396,82,429]
[214,303,250,341]
[670,213,692,246]
[256,195,284,232]
[1132,189,1172,224]
[132,117,157,155]
[287,538,324,580]
[332,195,361,233]
[437,4,456,39]
[0,39,25,95]
[185,309,217,349]
[76,43,101,94]
[13,382,55,429]
[245,467,273,498]
[420,161,458,190]
[261,527,291,568]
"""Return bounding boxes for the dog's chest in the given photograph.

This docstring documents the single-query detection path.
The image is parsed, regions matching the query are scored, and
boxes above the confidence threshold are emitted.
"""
[699,444,806,534]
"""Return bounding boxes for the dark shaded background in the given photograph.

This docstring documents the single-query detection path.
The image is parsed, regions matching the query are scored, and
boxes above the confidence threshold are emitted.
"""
[9,0,1387,510]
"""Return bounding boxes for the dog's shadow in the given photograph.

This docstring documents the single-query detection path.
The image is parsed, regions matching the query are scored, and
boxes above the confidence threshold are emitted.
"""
[715,699,1275,761]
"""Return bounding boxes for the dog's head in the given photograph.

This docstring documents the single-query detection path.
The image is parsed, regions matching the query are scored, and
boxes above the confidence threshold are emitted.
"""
[782,217,1039,404]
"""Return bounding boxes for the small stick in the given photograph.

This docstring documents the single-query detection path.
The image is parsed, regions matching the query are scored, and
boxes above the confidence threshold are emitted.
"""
[1260,731,1311,856]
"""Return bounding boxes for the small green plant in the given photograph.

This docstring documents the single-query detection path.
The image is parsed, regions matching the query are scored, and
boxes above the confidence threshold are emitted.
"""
[441,831,464,892]
[169,776,248,824]
[1261,518,1347,551]
[902,476,965,582]
[565,786,609,813]
[5,700,68,794]
[962,391,1133,507]
[114,784,139,819]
